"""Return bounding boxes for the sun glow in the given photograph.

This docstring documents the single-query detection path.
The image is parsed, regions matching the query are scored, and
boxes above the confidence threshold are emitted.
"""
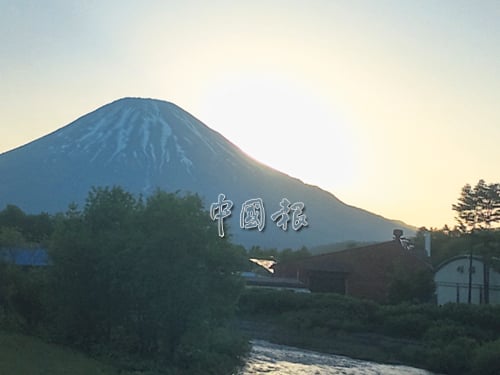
[197,72,361,193]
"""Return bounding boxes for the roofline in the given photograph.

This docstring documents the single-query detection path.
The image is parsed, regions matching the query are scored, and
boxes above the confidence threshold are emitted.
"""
[276,239,434,271]
[435,254,484,272]
[276,240,400,267]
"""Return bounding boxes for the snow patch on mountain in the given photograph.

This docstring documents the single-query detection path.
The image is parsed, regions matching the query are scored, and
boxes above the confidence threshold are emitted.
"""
[70,100,200,173]
[77,117,109,149]
[174,135,193,174]
[159,118,172,170]
[108,110,136,163]
[171,106,218,155]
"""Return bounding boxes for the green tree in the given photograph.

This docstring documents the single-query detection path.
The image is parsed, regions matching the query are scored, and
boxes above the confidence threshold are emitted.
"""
[248,245,278,259]
[387,267,435,304]
[0,205,26,230]
[452,180,500,304]
[0,205,54,244]
[452,180,500,232]
[279,246,311,263]
[413,226,469,266]
[0,227,27,248]
[48,187,247,373]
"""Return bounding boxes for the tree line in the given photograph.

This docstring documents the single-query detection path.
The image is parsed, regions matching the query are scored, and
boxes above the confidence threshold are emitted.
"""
[0,204,53,246]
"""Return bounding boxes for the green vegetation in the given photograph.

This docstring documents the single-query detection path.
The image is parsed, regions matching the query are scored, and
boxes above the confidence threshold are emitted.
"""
[413,179,500,267]
[247,244,311,263]
[0,263,46,331]
[387,267,435,304]
[0,187,249,375]
[452,179,500,232]
[0,331,120,375]
[310,240,378,255]
[411,179,500,306]
[0,204,54,246]
[238,288,500,374]
[2,179,500,374]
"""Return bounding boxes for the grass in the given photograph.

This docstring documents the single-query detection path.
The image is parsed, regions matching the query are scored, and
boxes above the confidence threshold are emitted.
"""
[0,331,121,375]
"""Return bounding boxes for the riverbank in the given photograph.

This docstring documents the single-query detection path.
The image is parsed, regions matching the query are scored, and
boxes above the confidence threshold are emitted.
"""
[236,318,427,369]
[237,289,500,374]
[239,340,433,375]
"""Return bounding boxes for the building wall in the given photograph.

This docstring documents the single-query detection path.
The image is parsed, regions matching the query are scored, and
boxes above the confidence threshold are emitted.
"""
[491,266,500,303]
[274,240,431,302]
[434,256,500,305]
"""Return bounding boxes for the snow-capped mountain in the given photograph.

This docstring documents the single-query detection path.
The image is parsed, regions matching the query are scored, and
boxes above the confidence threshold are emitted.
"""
[0,98,414,248]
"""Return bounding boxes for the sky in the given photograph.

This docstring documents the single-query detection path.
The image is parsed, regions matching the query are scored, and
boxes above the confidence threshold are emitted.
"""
[1,0,499,229]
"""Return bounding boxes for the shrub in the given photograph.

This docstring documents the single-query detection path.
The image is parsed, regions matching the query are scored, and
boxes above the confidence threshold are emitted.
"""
[174,326,249,375]
[472,339,500,375]
[0,263,46,331]
[388,269,435,304]
[423,320,468,345]
[238,288,311,315]
[381,313,431,339]
[423,337,477,374]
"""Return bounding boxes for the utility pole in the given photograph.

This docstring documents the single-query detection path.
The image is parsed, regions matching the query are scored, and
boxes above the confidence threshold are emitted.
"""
[484,262,490,304]
[468,251,473,304]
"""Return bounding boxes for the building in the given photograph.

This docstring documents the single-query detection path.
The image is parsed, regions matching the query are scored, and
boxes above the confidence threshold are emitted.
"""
[240,271,310,293]
[434,255,500,305]
[273,231,431,302]
[0,247,49,267]
[240,258,310,292]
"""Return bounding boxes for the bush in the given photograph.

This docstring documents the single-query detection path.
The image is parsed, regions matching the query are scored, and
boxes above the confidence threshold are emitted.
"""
[381,313,431,339]
[238,288,314,315]
[472,339,500,375]
[439,303,500,331]
[423,320,468,344]
[388,269,435,304]
[239,289,379,328]
[237,287,500,374]
[423,337,477,374]
[174,326,249,375]
[0,263,46,331]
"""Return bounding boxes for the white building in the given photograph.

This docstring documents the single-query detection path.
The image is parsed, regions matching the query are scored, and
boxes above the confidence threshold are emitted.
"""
[434,255,500,305]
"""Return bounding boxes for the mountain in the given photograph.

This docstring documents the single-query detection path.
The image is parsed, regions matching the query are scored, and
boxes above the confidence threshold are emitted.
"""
[0,98,414,249]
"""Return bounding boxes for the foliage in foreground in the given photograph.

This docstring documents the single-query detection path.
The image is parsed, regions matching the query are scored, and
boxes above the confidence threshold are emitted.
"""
[238,289,500,374]
[48,187,249,374]
[1,187,249,374]
[0,263,46,332]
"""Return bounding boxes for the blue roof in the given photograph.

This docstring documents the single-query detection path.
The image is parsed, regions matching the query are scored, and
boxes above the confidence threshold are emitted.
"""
[0,248,49,266]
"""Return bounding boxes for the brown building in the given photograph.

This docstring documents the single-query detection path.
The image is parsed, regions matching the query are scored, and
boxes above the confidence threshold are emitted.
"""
[273,233,431,302]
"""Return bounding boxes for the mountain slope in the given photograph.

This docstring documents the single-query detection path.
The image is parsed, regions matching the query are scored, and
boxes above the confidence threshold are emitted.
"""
[0,98,414,248]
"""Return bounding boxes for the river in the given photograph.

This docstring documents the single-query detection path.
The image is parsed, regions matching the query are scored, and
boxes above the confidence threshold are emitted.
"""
[239,340,434,375]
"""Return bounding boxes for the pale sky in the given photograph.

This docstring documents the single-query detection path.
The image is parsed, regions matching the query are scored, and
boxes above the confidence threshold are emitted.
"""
[1,0,499,229]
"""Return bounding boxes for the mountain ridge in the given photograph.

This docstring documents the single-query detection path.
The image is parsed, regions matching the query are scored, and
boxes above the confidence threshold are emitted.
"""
[0,97,415,248]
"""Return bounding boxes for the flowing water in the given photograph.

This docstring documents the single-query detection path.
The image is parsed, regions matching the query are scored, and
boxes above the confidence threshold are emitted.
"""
[239,340,434,375]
